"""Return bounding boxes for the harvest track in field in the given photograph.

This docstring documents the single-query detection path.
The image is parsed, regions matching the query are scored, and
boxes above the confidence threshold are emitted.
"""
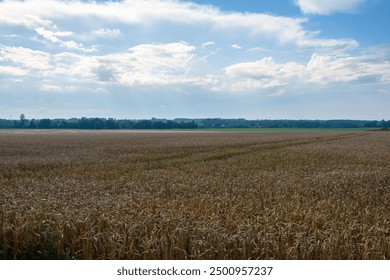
[0,130,389,259]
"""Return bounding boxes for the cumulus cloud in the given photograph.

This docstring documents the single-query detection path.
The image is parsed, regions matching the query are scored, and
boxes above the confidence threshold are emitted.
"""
[307,53,390,84]
[127,41,196,73]
[225,57,304,91]
[0,0,385,98]
[117,42,219,87]
[0,45,51,70]
[2,41,388,94]
[1,41,215,88]
[225,57,305,79]
[295,0,367,15]
[225,53,390,91]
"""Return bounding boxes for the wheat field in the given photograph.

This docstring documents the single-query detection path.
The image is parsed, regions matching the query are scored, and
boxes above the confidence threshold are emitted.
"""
[0,129,389,259]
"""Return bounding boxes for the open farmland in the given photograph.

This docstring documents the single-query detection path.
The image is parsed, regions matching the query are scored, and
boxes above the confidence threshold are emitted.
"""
[0,130,389,259]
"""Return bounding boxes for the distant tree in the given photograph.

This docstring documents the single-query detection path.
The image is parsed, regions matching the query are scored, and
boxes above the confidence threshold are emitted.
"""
[38,119,51,129]
[29,119,37,129]
[134,120,153,129]
[78,117,89,129]
[106,118,117,129]
[59,120,69,129]
[20,114,26,128]
[92,118,104,129]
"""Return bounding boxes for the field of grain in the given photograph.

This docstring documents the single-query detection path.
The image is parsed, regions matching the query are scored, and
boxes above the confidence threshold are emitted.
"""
[0,129,389,259]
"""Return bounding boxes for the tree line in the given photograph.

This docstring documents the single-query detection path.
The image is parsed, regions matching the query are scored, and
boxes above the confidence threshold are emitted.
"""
[0,115,389,129]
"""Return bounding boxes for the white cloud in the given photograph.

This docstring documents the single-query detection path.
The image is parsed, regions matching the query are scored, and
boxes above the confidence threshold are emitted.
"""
[225,53,390,91]
[225,57,304,91]
[60,40,97,52]
[41,84,79,92]
[51,52,99,80]
[35,27,96,52]
[118,42,217,86]
[0,65,28,76]
[231,44,242,50]
[35,27,73,43]
[2,42,388,94]
[8,78,24,83]
[295,0,367,15]
[40,84,63,92]
[0,14,54,29]
[127,41,196,73]
[306,53,390,84]
[1,7,95,53]
[0,45,50,70]
[0,0,357,51]
[0,0,386,100]
[28,41,216,87]
[92,28,121,38]
[201,41,215,48]
[225,57,305,79]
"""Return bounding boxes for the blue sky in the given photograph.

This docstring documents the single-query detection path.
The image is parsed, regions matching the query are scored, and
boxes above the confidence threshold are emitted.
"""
[0,0,389,120]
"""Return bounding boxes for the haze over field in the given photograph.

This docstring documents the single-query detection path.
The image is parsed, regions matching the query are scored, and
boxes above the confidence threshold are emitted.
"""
[0,0,389,119]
